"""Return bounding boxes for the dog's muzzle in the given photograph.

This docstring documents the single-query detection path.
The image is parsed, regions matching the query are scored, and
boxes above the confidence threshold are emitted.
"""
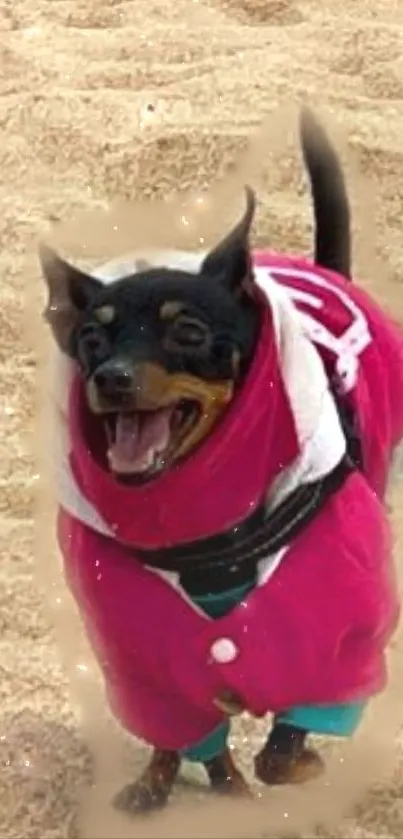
[86,359,235,475]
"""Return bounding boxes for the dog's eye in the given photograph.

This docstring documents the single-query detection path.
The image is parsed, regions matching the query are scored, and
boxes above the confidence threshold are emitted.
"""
[78,324,110,372]
[80,323,105,345]
[170,317,209,348]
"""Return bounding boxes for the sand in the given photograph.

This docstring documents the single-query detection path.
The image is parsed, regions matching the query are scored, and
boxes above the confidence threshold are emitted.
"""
[2,0,403,837]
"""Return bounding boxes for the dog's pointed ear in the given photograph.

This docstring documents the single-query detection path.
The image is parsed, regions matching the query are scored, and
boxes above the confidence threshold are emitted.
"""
[39,244,103,354]
[201,186,256,294]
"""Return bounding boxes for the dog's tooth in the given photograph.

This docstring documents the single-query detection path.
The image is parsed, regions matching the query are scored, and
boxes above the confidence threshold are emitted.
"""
[154,453,166,471]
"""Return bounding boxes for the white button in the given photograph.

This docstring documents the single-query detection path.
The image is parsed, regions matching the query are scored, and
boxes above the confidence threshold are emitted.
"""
[210,638,239,664]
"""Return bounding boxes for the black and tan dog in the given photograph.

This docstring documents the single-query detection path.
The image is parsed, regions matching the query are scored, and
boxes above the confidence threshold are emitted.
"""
[39,109,403,811]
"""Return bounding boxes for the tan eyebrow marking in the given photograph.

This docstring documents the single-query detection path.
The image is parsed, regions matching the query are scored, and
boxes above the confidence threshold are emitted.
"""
[94,304,116,325]
[159,301,187,321]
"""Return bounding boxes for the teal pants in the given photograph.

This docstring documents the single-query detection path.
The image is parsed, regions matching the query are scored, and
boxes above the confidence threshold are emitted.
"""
[180,582,367,763]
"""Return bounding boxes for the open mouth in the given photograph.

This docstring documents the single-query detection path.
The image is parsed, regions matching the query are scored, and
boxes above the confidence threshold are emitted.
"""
[103,401,198,481]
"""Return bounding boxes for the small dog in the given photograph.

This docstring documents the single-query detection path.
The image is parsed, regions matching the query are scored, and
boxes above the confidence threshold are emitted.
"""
[40,109,403,811]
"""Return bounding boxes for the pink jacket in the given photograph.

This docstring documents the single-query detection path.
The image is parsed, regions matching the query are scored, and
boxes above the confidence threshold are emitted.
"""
[56,252,403,752]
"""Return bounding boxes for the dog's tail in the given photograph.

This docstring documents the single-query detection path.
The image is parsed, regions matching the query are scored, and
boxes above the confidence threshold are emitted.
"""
[300,107,352,280]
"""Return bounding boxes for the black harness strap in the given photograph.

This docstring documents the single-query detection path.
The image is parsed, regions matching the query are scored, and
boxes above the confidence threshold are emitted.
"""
[131,455,354,595]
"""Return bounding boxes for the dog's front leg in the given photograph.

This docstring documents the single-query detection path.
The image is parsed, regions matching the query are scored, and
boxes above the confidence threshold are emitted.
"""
[113,748,181,814]
[254,721,324,786]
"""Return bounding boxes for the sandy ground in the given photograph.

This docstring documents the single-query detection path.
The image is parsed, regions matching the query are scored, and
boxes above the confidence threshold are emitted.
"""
[2,0,403,837]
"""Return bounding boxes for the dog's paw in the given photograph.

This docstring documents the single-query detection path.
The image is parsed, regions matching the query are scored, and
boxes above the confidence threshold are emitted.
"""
[205,747,253,799]
[112,781,169,814]
[254,748,325,786]
[212,773,254,799]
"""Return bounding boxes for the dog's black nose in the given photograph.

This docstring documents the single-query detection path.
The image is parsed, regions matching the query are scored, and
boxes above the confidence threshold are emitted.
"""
[93,360,133,395]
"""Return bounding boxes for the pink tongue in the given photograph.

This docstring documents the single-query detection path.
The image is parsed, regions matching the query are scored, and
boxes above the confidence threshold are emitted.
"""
[108,408,173,473]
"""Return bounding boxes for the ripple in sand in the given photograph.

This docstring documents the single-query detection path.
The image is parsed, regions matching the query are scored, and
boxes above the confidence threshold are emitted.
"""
[210,0,304,26]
